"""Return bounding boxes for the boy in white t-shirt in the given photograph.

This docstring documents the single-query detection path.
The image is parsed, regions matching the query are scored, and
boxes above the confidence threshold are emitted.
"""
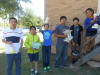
[2,17,23,75]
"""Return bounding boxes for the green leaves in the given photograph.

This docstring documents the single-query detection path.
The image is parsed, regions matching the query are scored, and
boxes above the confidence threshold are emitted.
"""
[0,0,31,18]
[19,9,43,27]
[0,0,42,27]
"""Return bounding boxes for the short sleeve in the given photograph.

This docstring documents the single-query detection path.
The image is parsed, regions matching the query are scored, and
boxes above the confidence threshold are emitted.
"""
[55,26,59,34]
[2,29,6,40]
[84,19,88,28]
[50,30,54,35]
[41,30,44,34]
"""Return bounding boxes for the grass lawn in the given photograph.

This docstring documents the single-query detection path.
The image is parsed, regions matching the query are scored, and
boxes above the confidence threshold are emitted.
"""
[0,48,100,75]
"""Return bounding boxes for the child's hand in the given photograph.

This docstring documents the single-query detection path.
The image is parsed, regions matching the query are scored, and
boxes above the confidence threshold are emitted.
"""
[39,29,42,32]
[90,20,95,24]
[6,41,12,45]
[30,47,34,50]
[72,41,75,46]
[39,26,42,32]
[76,44,79,47]
[63,34,67,38]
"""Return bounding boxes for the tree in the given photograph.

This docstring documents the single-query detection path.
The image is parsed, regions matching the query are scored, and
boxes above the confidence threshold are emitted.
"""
[0,0,31,19]
[19,9,43,27]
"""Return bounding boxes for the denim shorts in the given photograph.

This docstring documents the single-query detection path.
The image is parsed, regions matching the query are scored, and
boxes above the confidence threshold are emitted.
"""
[86,30,97,37]
[28,53,39,62]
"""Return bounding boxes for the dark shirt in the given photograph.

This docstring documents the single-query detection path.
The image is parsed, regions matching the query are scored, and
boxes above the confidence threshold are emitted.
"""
[73,26,79,43]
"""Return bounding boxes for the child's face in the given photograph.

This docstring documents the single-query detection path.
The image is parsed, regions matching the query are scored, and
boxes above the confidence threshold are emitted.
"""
[86,10,93,18]
[73,20,79,26]
[60,18,67,25]
[30,28,36,35]
[44,25,49,30]
[9,19,17,29]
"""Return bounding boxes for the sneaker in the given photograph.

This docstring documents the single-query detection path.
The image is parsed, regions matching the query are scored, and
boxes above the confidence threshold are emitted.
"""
[61,65,67,69]
[69,64,79,69]
[43,67,47,72]
[47,66,52,71]
[35,71,39,75]
[69,64,74,68]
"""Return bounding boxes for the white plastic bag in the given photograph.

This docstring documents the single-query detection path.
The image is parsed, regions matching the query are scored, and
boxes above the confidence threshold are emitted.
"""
[92,23,99,29]
[63,30,73,43]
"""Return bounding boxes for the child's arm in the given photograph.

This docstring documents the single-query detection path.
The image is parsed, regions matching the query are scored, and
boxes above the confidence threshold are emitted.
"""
[51,25,55,32]
[19,40,23,52]
[54,32,67,38]
[39,26,43,32]
[71,40,76,46]
[2,39,12,45]
[2,29,12,45]
[24,36,31,49]
[54,26,67,38]
[50,29,55,35]
[52,28,56,33]
[39,29,42,32]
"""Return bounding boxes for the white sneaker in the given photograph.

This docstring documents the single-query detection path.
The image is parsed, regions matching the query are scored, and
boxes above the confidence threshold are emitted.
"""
[69,64,74,68]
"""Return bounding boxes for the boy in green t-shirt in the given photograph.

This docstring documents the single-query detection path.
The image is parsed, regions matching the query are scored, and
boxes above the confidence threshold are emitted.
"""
[24,26,40,75]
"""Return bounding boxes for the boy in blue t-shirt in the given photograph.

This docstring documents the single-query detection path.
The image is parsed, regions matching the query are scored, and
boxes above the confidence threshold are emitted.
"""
[39,24,54,72]
[84,8,100,55]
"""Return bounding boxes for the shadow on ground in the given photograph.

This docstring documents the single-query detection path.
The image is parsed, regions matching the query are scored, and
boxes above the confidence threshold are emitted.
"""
[0,48,100,75]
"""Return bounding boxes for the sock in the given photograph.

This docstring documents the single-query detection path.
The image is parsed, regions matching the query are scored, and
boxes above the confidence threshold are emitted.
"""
[35,70,38,73]
[30,69,34,71]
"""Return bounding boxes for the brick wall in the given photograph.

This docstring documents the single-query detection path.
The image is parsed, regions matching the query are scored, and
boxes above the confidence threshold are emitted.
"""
[45,0,97,25]
[45,0,98,54]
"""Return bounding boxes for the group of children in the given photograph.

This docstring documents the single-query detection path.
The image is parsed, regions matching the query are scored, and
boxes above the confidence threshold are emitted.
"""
[24,8,100,75]
[3,7,100,75]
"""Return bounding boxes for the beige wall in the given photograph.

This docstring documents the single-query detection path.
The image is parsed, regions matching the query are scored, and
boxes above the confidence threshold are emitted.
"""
[45,0,98,54]
[45,0,98,26]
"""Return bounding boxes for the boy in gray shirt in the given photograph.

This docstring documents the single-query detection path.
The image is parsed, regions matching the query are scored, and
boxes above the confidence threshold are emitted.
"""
[54,16,69,68]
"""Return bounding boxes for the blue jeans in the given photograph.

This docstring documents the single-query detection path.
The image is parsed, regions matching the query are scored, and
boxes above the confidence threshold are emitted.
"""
[6,53,21,75]
[55,42,68,67]
[42,46,51,67]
